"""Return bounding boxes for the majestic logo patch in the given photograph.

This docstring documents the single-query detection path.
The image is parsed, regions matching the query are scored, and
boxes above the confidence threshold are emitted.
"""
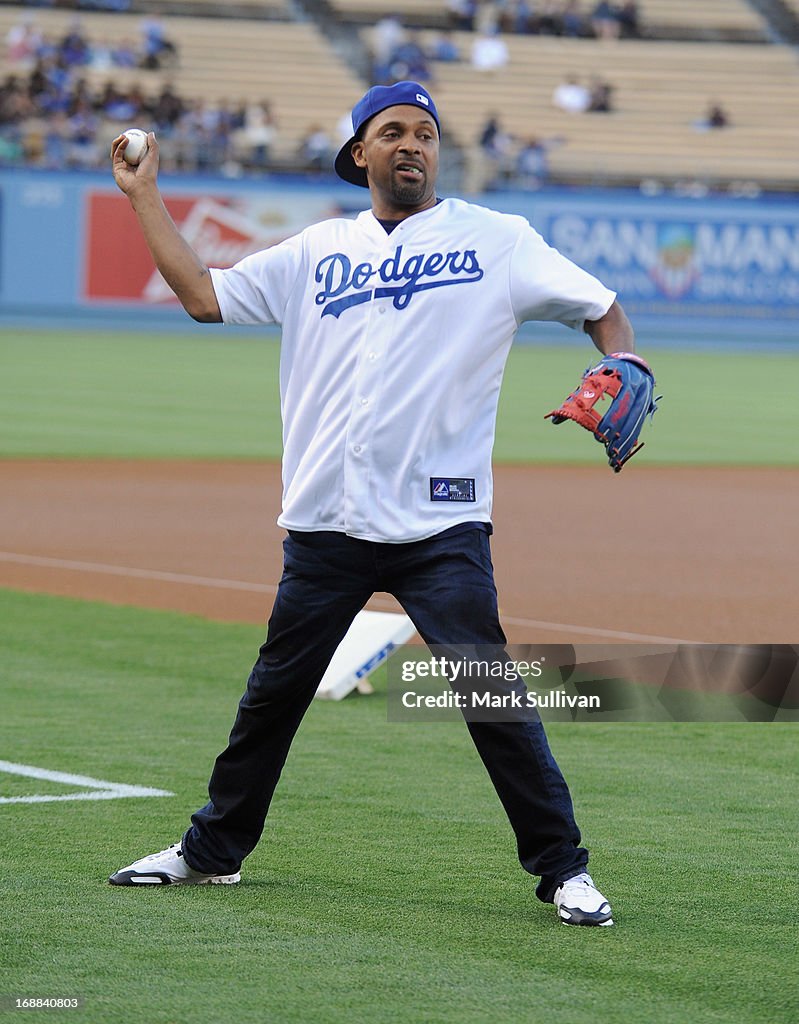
[314,244,484,318]
[430,478,476,502]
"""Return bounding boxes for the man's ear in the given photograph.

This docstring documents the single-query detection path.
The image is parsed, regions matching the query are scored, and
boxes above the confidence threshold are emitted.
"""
[352,140,366,170]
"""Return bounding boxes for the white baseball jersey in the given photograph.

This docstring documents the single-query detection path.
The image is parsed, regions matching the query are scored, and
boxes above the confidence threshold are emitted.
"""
[209,197,615,543]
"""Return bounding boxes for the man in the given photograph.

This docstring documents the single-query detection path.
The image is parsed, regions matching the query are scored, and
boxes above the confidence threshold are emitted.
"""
[552,74,590,114]
[109,81,632,928]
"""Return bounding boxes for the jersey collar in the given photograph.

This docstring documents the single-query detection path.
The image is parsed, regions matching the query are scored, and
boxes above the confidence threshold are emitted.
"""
[357,198,448,239]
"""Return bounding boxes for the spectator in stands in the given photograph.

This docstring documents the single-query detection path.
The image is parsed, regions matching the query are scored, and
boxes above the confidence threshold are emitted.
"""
[471,29,510,72]
[213,103,239,172]
[241,100,277,169]
[111,39,140,69]
[0,132,23,164]
[587,75,613,112]
[373,13,405,64]
[511,1,536,34]
[617,0,640,38]
[447,0,478,31]
[693,100,730,131]
[67,97,99,167]
[34,55,73,114]
[172,99,228,172]
[139,13,177,71]
[18,116,45,166]
[537,1,564,35]
[372,13,405,83]
[43,111,68,169]
[299,123,334,172]
[67,77,94,116]
[59,19,91,68]
[214,100,241,170]
[6,14,42,68]
[389,33,433,83]
[171,102,200,171]
[562,0,587,37]
[89,38,115,73]
[475,1,501,35]
[591,1,620,39]
[477,111,515,187]
[428,30,461,62]
[515,135,563,188]
[479,112,505,156]
[33,33,59,66]
[26,61,47,107]
[707,102,729,128]
[224,103,248,170]
[127,84,149,118]
[0,76,33,169]
[0,75,34,126]
[552,74,590,113]
[99,82,142,122]
[498,0,519,28]
[152,83,184,131]
[198,102,226,171]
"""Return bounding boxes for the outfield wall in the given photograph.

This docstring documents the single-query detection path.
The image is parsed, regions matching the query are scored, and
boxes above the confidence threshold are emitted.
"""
[1,168,797,344]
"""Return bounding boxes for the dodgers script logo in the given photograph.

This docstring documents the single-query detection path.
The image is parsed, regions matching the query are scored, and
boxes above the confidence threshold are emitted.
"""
[314,244,484,318]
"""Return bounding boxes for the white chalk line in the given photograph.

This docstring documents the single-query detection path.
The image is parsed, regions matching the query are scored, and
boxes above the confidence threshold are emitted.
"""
[500,614,697,645]
[0,759,174,805]
[0,550,280,595]
[0,550,697,645]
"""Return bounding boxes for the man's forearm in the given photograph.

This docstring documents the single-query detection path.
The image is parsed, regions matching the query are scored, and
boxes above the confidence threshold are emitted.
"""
[584,300,634,355]
[128,185,221,323]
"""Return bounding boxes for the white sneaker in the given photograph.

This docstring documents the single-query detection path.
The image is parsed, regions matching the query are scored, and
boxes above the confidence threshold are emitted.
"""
[108,843,241,886]
[553,872,613,926]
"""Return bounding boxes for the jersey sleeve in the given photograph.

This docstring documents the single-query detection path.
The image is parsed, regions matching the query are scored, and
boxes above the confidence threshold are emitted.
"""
[208,231,305,326]
[509,222,616,330]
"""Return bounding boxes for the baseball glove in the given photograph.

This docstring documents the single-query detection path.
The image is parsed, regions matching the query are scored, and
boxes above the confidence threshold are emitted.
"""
[545,352,660,473]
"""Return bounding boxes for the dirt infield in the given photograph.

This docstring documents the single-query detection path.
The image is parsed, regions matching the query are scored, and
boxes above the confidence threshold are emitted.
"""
[1,460,797,644]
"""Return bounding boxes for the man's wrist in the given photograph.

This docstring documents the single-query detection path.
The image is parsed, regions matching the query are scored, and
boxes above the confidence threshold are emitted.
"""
[128,181,161,211]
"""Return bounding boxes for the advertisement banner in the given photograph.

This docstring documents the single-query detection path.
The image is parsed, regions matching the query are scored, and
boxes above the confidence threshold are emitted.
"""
[1,168,797,340]
[83,189,360,303]
[533,199,799,322]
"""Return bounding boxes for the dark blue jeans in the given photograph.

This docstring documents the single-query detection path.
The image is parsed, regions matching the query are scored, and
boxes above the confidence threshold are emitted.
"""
[183,528,588,901]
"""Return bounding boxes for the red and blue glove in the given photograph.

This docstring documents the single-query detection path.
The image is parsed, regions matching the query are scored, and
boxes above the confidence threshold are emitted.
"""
[546,352,661,472]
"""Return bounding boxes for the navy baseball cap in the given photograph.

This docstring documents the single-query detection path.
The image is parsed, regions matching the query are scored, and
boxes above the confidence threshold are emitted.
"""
[334,81,440,188]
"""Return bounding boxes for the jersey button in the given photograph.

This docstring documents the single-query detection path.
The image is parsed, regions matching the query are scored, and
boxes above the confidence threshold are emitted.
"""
[367,352,377,361]
[360,398,369,406]
[378,306,386,314]
[353,444,362,453]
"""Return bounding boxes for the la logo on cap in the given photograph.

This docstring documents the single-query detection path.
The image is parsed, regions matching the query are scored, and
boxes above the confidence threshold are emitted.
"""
[416,93,429,105]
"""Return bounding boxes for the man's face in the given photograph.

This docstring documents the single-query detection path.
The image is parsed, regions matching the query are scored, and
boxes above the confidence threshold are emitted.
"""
[351,105,439,213]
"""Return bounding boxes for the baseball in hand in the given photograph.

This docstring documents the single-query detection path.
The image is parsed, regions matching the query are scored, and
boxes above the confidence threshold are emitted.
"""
[122,128,149,166]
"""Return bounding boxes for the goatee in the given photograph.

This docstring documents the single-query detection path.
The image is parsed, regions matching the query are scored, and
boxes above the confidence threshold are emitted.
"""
[391,178,427,205]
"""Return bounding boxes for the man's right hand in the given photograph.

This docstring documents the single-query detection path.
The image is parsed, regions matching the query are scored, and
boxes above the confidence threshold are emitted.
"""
[108,129,221,322]
[110,131,159,196]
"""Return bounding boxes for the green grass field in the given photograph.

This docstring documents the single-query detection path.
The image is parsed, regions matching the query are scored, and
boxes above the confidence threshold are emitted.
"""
[1,328,797,464]
[2,327,798,1022]
[1,589,797,1024]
